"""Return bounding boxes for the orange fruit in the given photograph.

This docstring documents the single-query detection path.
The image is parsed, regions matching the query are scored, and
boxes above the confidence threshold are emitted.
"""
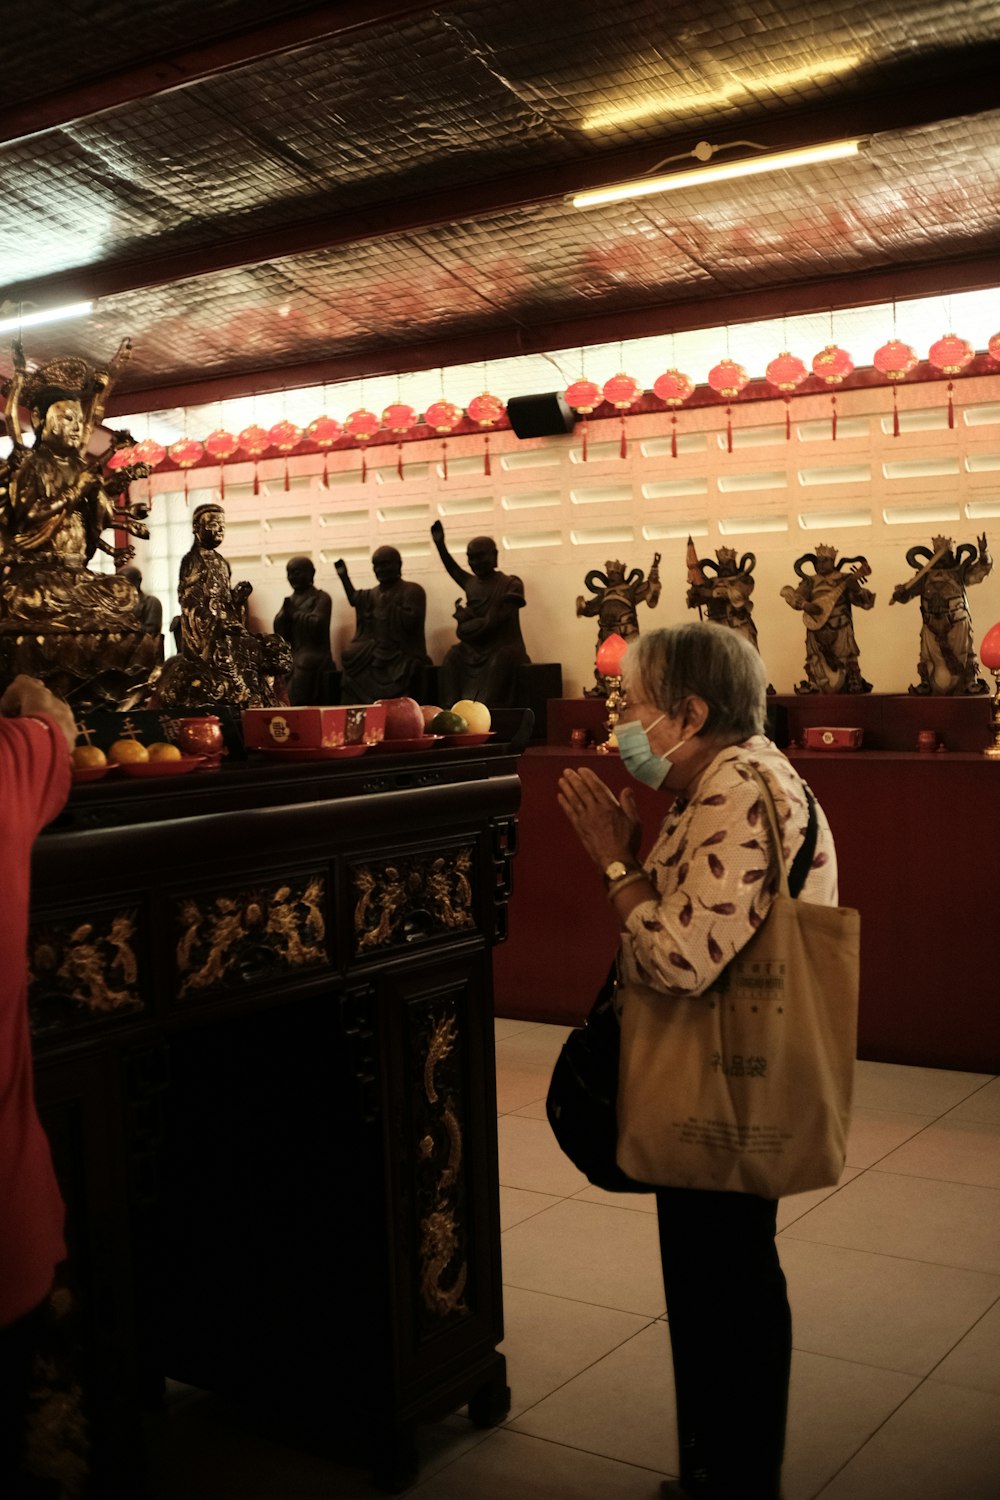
[148,742,182,762]
[108,738,149,764]
[72,744,107,769]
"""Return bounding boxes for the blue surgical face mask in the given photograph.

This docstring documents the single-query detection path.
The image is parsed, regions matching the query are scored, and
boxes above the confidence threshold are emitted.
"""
[615,713,687,789]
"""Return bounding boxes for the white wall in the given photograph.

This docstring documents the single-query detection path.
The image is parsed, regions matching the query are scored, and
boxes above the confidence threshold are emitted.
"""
[133,374,1000,701]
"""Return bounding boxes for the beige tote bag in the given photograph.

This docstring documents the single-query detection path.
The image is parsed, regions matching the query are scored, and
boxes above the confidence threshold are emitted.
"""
[617,768,859,1198]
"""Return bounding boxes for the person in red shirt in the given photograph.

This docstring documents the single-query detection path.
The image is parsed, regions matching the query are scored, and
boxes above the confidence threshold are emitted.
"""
[0,676,75,1493]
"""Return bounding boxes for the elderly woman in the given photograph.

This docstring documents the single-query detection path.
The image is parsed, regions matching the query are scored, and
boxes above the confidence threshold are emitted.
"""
[558,621,838,1500]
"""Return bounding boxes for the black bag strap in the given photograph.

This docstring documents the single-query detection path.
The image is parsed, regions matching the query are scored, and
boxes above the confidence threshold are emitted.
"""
[788,786,818,899]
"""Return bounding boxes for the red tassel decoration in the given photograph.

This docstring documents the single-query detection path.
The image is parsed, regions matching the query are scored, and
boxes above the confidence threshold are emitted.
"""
[619,415,627,460]
[947,381,955,429]
[784,398,791,442]
[581,419,588,461]
[831,396,838,442]
[441,441,448,481]
[726,406,733,454]
[671,415,678,459]
[892,386,900,438]
[283,458,290,492]
[321,452,329,489]
[361,450,367,483]
[219,466,226,501]
[397,442,404,480]
[484,433,492,476]
[183,470,189,500]
[253,464,260,496]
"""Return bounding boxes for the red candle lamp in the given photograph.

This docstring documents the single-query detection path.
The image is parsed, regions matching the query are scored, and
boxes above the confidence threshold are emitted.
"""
[595,632,629,754]
[980,622,1000,760]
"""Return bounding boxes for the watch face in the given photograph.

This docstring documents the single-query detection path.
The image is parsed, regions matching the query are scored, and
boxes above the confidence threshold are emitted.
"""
[605,860,630,883]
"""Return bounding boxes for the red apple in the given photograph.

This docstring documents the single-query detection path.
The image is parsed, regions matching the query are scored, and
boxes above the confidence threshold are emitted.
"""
[375,696,425,739]
[420,704,443,730]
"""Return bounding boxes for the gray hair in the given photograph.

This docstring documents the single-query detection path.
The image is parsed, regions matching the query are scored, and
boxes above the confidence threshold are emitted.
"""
[622,622,767,740]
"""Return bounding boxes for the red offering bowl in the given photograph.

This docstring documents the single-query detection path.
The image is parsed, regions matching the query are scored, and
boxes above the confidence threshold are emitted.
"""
[71,763,118,784]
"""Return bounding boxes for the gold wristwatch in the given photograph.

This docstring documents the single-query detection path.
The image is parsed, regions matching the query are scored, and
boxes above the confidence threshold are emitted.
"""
[603,859,632,885]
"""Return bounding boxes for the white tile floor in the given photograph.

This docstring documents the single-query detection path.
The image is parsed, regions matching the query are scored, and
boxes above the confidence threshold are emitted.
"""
[150,1021,1000,1499]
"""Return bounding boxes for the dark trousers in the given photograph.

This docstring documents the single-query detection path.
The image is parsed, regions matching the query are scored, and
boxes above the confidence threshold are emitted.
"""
[0,1302,47,1494]
[656,1187,791,1500]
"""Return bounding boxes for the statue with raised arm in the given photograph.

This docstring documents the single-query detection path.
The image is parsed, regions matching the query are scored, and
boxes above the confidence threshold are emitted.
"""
[890,534,992,694]
[577,554,661,696]
[335,546,429,703]
[273,555,334,705]
[150,503,291,709]
[780,545,875,694]
[430,521,529,708]
[0,337,159,706]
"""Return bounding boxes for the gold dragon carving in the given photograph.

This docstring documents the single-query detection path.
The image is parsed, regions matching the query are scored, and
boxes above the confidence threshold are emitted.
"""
[29,910,142,1022]
[353,847,475,953]
[418,1012,468,1318]
[175,874,327,998]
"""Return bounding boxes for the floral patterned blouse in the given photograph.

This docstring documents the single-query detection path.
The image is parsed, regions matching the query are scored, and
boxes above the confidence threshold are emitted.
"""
[619,736,839,998]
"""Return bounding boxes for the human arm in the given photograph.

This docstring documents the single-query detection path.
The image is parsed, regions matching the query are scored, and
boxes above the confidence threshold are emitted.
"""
[557,768,650,922]
[0,674,76,753]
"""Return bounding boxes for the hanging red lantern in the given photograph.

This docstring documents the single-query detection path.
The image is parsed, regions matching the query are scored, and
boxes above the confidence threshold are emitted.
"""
[812,345,854,385]
[382,403,416,478]
[345,408,380,482]
[423,400,462,433]
[467,392,505,426]
[133,438,166,468]
[204,429,238,498]
[989,332,1000,363]
[873,340,917,379]
[765,352,808,392]
[307,415,342,486]
[928,334,974,376]
[927,334,974,430]
[268,420,302,453]
[381,402,416,433]
[707,359,749,398]
[239,424,270,457]
[307,415,343,447]
[169,438,203,468]
[602,372,641,409]
[205,428,238,461]
[239,424,270,494]
[653,370,694,406]
[168,437,204,498]
[106,445,135,470]
[565,378,602,413]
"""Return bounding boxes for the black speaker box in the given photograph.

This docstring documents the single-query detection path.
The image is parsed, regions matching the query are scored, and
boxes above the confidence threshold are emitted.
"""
[506,392,577,439]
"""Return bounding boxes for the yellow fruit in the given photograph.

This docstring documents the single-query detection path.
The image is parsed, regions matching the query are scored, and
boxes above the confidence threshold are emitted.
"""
[108,738,149,764]
[451,699,491,733]
[147,742,182,762]
[72,744,107,769]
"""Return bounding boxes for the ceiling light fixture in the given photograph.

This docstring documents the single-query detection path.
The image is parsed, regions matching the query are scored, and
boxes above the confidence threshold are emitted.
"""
[0,300,94,335]
[571,137,865,209]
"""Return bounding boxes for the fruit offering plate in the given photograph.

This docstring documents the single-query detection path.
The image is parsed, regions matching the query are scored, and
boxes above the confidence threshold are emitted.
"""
[369,735,441,754]
[72,763,121,784]
[256,744,370,761]
[117,755,206,778]
[434,732,495,748]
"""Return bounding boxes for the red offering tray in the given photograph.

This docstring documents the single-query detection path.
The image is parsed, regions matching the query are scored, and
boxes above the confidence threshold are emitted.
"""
[256,744,369,761]
[369,736,440,754]
[434,732,495,748]
[117,756,205,777]
[71,763,119,784]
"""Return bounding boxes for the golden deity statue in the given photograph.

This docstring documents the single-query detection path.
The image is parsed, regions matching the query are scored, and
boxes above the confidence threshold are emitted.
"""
[0,338,159,707]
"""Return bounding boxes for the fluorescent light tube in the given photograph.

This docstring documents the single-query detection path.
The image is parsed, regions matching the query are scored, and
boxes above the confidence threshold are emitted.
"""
[571,139,863,209]
[0,300,94,334]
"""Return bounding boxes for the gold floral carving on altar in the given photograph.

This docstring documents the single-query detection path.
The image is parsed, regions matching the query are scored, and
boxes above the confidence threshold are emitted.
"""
[175,874,328,999]
[28,910,143,1032]
[352,846,475,953]
[417,1011,468,1319]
